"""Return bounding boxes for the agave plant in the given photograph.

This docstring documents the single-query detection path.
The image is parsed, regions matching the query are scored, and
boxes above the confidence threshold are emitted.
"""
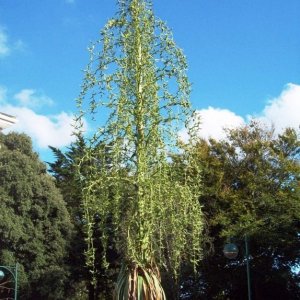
[75,0,203,298]
[115,263,166,299]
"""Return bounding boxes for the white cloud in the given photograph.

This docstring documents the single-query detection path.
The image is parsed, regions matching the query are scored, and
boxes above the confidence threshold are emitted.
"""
[197,107,245,140]
[14,89,54,108]
[255,83,300,132]
[1,83,298,151]
[0,26,25,58]
[181,83,300,142]
[1,104,76,148]
[0,27,10,57]
[0,86,79,149]
[179,107,245,142]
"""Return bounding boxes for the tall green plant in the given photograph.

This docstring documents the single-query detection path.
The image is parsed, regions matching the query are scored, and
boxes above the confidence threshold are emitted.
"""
[75,0,203,298]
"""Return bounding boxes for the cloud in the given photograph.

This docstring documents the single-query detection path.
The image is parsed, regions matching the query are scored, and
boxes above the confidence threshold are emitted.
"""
[255,83,300,132]
[1,104,76,148]
[1,83,298,151]
[179,107,245,142]
[196,107,245,140]
[0,25,26,58]
[181,83,300,142]
[0,86,80,149]
[14,89,54,108]
[0,27,10,57]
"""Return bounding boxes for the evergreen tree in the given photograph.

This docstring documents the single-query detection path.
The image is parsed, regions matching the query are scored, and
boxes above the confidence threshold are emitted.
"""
[49,139,119,299]
[190,122,300,299]
[49,139,90,299]
[75,0,203,298]
[0,132,73,299]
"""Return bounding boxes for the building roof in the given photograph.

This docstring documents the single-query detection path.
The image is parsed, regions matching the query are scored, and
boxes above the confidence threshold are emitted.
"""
[0,112,17,130]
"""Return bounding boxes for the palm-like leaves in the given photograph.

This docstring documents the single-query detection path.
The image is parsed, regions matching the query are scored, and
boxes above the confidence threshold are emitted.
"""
[115,264,166,300]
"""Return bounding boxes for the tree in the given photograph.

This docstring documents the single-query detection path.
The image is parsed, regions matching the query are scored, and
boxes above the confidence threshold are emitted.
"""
[49,138,119,299]
[191,122,300,299]
[48,139,90,299]
[75,0,203,298]
[0,132,73,299]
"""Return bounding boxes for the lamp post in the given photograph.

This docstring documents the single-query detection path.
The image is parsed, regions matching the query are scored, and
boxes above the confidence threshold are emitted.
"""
[0,263,18,300]
[223,236,251,300]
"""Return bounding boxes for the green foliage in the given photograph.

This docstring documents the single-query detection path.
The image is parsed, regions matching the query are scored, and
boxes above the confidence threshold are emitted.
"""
[190,122,300,299]
[75,0,203,297]
[49,139,119,299]
[0,132,73,299]
[115,263,166,300]
[201,122,300,239]
[49,136,86,218]
[49,139,90,298]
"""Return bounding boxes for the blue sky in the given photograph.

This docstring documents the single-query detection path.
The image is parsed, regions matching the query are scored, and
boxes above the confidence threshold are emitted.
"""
[0,0,299,162]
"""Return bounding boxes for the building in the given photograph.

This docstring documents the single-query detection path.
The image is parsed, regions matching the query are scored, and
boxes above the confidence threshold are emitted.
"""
[0,112,17,131]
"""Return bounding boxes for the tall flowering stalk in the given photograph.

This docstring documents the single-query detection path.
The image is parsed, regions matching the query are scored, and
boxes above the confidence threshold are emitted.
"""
[75,0,203,298]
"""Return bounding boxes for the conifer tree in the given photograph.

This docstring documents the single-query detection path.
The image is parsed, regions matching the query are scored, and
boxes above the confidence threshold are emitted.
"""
[75,0,203,298]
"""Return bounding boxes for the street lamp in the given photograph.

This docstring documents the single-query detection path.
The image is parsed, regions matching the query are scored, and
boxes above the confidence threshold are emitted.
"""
[0,264,18,300]
[223,236,251,300]
[223,242,239,259]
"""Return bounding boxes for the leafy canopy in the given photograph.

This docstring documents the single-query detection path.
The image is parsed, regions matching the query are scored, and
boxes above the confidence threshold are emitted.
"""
[0,132,72,300]
[190,122,300,299]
